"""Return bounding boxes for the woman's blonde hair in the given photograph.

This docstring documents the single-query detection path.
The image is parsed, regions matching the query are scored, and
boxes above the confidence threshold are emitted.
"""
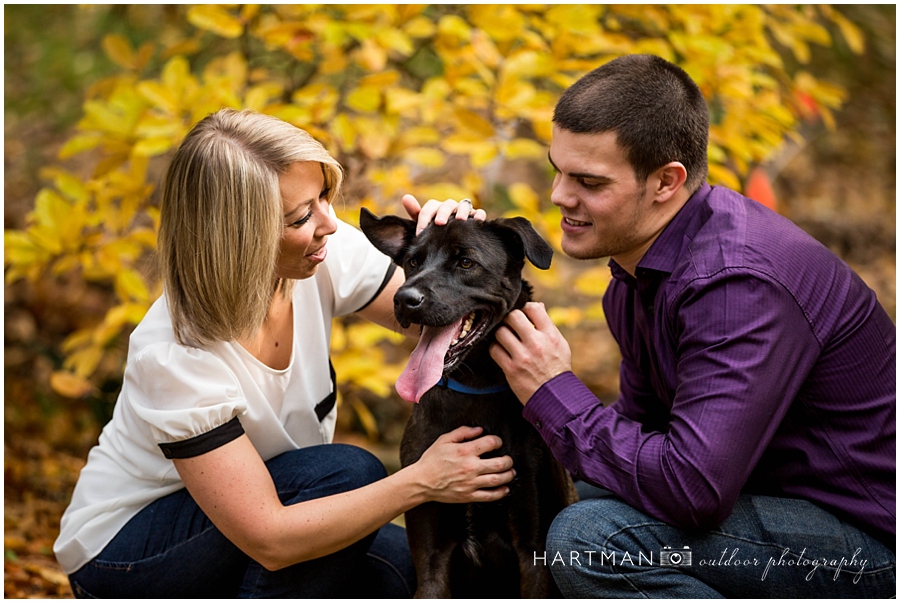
[157,108,343,347]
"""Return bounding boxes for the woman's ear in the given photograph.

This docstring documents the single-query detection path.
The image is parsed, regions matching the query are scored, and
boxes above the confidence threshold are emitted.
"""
[653,162,688,203]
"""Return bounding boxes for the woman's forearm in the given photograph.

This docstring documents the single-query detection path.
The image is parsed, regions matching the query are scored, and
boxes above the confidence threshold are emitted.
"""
[174,435,425,570]
[260,465,427,569]
[174,427,512,571]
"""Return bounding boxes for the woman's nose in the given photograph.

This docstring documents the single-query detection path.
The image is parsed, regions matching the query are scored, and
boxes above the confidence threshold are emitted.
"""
[317,203,338,237]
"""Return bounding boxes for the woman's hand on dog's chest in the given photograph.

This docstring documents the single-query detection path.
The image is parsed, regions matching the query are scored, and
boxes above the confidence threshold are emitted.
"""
[399,425,515,505]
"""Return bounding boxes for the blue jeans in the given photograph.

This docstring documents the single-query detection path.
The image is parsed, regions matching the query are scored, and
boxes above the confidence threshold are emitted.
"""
[548,487,895,598]
[68,444,416,598]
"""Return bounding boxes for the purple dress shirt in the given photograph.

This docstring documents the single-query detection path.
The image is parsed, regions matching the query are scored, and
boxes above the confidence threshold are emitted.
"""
[524,183,896,545]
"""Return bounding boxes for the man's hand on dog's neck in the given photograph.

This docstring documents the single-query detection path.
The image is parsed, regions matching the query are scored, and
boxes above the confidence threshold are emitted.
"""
[490,302,573,404]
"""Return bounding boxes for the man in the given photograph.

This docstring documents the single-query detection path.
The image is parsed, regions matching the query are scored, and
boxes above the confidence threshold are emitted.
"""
[490,54,895,598]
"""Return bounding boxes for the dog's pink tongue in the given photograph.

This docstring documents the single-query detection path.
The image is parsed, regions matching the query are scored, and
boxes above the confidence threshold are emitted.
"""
[396,319,462,403]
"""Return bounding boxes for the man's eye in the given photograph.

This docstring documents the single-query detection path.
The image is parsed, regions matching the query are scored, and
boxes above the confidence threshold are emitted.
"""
[580,179,602,190]
[459,258,474,269]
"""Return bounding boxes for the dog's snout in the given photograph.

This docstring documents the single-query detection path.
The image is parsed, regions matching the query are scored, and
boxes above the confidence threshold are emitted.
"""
[395,287,425,310]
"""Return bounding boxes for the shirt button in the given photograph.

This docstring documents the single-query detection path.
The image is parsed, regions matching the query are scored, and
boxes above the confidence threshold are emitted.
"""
[535,419,543,429]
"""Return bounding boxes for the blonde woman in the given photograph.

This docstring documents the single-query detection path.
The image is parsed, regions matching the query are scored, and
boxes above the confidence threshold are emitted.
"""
[54,109,514,598]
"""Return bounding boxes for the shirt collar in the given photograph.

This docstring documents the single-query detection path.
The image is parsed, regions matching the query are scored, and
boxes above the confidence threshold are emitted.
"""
[609,183,712,281]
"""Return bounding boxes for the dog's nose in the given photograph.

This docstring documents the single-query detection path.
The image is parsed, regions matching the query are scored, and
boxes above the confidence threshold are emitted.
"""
[395,287,425,310]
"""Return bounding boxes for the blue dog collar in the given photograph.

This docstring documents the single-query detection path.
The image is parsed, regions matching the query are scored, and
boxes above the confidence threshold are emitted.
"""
[437,375,511,395]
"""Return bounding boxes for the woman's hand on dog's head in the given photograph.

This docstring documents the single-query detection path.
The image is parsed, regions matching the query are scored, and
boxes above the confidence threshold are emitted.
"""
[403,425,515,505]
[401,194,487,235]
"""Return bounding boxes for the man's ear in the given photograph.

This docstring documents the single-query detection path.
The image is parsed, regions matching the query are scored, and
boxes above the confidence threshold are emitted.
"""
[359,208,416,264]
[653,162,688,203]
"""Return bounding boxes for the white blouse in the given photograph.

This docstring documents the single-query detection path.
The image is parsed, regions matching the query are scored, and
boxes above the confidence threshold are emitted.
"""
[54,216,393,574]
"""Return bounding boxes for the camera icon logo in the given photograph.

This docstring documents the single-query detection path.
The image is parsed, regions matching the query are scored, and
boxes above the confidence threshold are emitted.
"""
[660,546,692,567]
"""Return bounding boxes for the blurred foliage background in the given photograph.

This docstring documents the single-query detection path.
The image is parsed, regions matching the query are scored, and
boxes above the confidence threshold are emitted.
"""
[4,5,895,598]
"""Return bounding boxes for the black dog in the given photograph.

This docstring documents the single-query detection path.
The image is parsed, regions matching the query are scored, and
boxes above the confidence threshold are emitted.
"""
[360,208,576,598]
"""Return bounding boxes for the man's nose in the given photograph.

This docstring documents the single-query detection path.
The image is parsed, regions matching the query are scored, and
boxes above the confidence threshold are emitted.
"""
[550,175,576,208]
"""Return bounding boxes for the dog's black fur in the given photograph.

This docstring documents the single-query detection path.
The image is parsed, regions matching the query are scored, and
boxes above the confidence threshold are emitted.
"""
[360,209,576,599]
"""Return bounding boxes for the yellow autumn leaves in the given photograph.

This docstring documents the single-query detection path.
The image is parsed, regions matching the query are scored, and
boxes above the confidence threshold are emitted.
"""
[5,5,862,407]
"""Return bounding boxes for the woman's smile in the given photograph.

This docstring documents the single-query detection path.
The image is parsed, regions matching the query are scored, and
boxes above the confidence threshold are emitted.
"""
[306,244,328,263]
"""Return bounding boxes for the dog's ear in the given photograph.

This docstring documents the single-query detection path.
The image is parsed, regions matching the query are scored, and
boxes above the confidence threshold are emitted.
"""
[493,217,553,270]
[359,207,416,264]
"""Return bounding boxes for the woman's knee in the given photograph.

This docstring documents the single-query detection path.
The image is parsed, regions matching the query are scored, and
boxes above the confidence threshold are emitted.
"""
[267,444,388,503]
[329,444,388,490]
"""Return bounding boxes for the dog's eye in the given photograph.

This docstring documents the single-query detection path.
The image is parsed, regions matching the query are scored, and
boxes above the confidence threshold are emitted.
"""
[408,258,418,269]
[458,258,474,269]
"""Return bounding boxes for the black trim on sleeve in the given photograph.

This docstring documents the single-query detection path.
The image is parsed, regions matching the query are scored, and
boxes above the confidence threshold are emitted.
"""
[159,417,245,459]
[356,262,398,312]
[315,360,338,422]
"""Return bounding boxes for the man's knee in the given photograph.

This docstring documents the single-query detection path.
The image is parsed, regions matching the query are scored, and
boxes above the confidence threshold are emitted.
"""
[548,497,669,562]
[548,501,595,556]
